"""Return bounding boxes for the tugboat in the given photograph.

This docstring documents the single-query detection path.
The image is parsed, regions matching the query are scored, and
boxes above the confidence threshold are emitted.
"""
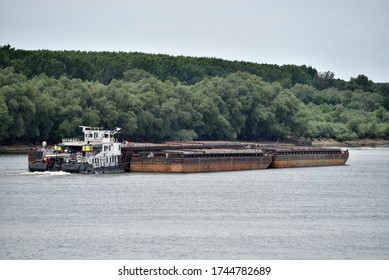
[28,126,125,174]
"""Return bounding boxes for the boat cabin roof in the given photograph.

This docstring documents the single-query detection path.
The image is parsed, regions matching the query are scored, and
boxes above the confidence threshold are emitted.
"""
[61,126,121,146]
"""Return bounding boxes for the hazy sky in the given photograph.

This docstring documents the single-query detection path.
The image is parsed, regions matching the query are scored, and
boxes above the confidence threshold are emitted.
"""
[1,0,388,82]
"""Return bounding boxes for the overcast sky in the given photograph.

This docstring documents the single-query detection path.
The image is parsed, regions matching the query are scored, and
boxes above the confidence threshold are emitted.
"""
[1,0,388,82]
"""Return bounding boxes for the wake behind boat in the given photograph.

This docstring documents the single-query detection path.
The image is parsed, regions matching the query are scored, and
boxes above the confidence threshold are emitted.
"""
[28,126,125,174]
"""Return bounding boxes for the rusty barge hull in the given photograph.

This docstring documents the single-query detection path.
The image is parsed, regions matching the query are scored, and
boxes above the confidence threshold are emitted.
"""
[130,156,273,173]
[269,154,348,168]
[129,148,272,173]
[124,145,349,173]
[265,147,349,168]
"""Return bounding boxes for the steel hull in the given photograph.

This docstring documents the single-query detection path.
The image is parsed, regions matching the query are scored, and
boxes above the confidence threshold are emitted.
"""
[270,153,349,168]
[28,162,48,172]
[130,156,273,173]
[29,162,125,174]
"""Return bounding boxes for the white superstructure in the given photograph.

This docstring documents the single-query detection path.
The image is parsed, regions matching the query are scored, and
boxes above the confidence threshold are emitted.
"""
[29,126,125,173]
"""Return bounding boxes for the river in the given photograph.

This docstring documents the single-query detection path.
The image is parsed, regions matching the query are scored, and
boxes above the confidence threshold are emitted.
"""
[0,148,388,259]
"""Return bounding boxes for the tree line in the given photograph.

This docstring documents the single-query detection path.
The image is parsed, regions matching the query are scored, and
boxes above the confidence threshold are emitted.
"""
[2,46,388,93]
[0,47,388,144]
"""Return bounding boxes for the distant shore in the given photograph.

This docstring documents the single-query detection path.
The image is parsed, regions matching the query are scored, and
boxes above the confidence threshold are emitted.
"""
[0,144,35,154]
[1,138,389,154]
[311,138,389,147]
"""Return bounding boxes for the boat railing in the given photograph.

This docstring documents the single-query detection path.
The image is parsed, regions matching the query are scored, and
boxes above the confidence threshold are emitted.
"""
[90,156,110,168]
[62,138,80,143]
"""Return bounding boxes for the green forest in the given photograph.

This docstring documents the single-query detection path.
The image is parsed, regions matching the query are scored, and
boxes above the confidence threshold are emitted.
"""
[1,45,388,144]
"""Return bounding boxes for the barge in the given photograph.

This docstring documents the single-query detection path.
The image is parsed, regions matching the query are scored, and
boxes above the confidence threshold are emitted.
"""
[126,146,349,173]
[28,126,125,173]
[129,149,273,173]
[265,146,349,168]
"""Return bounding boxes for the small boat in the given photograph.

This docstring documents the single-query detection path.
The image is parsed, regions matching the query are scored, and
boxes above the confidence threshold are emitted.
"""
[28,126,125,174]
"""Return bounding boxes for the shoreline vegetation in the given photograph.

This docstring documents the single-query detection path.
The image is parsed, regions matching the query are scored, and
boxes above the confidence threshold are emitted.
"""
[1,46,388,147]
[1,139,389,154]
[311,138,389,148]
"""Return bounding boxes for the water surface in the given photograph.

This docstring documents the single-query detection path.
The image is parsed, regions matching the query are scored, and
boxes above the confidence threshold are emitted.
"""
[0,148,388,259]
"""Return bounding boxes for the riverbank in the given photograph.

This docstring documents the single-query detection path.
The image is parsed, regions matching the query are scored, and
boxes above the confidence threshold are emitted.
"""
[0,144,35,154]
[2,138,389,154]
[311,138,389,147]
